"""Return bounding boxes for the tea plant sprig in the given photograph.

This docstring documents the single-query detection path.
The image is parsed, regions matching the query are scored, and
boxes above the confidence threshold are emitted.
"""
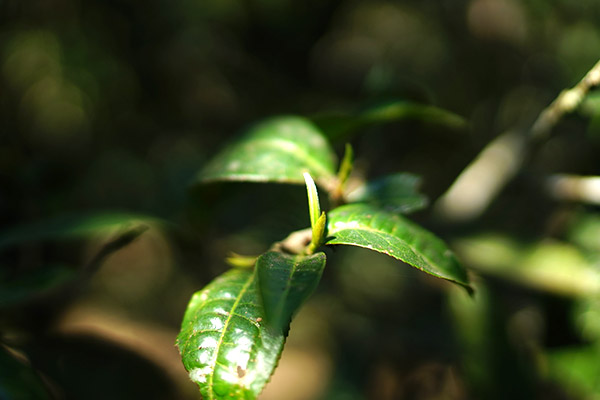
[177,116,470,399]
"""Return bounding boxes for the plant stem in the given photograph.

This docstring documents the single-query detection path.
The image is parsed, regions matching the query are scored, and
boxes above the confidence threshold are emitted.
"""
[530,59,600,140]
[434,59,600,222]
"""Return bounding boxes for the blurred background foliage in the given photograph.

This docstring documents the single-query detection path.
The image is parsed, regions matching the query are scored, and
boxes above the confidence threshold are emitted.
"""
[1,0,600,399]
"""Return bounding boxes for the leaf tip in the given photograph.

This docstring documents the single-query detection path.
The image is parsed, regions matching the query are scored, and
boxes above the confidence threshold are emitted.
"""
[309,212,327,253]
[337,143,354,186]
[303,171,321,231]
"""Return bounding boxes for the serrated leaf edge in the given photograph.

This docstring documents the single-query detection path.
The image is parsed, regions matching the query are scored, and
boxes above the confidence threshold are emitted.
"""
[326,206,470,289]
[177,270,289,400]
[257,251,326,330]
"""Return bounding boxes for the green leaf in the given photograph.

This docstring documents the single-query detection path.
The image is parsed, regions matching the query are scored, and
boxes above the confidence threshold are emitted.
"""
[0,212,156,249]
[225,253,258,269]
[303,172,326,251]
[312,100,466,141]
[176,269,285,400]
[453,235,600,296]
[325,204,470,289]
[346,173,428,214]
[256,251,326,331]
[309,212,327,253]
[0,223,148,308]
[547,344,600,398]
[337,143,354,186]
[303,172,321,230]
[197,116,337,187]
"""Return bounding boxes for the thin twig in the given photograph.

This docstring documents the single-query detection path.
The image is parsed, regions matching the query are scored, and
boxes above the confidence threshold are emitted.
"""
[434,59,600,222]
[530,59,600,140]
[546,174,600,205]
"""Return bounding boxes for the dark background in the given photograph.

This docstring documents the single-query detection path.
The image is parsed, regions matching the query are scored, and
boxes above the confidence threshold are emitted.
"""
[1,0,600,399]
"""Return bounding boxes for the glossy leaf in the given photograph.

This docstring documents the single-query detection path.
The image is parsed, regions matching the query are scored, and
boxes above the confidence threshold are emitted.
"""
[177,269,285,400]
[326,204,470,289]
[346,173,428,214]
[197,116,337,187]
[256,251,326,331]
[312,100,466,141]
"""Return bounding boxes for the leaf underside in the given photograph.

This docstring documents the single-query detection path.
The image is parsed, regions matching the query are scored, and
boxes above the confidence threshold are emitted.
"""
[326,204,470,289]
[256,251,326,332]
[176,269,285,400]
[196,116,337,186]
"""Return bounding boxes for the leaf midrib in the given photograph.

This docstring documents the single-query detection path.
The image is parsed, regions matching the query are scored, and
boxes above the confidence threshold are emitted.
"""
[218,137,334,180]
[273,257,299,324]
[207,272,255,400]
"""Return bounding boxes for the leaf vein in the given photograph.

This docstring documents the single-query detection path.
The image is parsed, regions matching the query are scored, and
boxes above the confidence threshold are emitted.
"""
[207,273,255,400]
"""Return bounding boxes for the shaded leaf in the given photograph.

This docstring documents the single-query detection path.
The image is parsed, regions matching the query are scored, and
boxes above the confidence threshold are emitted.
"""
[448,281,536,398]
[26,333,176,400]
[453,235,600,296]
[312,100,466,141]
[337,143,354,186]
[326,204,470,289]
[256,251,326,331]
[573,295,600,342]
[0,264,76,307]
[0,224,148,308]
[346,173,428,214]
[547,344,600,398]
[196,116,337,187]
[0,346,50,399]
[567,212,600,253]
[176,269,285,400]
[0,212,156,249]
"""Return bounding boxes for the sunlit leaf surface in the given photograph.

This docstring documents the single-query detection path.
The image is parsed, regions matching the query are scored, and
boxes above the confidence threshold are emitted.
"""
[197,116,337,187]
[177,269,285,400]
[326,204,469,288]
[346,173,428,214]
[257,251,326,331]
